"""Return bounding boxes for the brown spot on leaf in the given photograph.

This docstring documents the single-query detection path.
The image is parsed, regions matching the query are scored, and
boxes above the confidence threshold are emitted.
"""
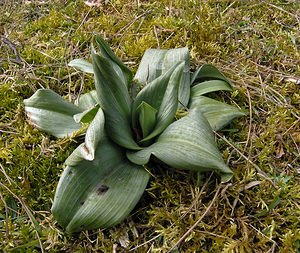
[80,201,84,206]
[97,185,109,195]
[82,143,90,155]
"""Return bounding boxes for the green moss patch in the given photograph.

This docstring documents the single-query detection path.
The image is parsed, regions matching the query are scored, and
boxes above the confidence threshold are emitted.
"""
[0,0,299,252]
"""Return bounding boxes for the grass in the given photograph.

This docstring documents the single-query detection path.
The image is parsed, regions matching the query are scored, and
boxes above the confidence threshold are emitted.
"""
[0,0,299,252]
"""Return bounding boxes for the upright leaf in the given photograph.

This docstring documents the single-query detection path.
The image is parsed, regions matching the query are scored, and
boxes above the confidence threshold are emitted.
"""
[133,62,185,143]
[137,102,157,139]
[134,48,190,107]
[95,36,133,85]
[92,52,140,150]
[127,108,233,182]
[23,89,82,138]
[134,49,166,83]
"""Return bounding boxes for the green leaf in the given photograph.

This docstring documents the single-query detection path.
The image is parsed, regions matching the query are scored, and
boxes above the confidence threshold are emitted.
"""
[92,51,140,150]
[52,137,149,232]
[73,104,100,124]
[95,35,133,85]
[134,48,190,107]
[137,101,157,139]
[191,64,232,88]
[134,49,166,83]
[6,196,18,219]
[68,59,94,74]
[191,80,232,96]
[67,108,105,166]
[189,95,246,131]
[23,89,82,138]
[127,108,233,182]
[75,90,98,111]
[133,62,185,143]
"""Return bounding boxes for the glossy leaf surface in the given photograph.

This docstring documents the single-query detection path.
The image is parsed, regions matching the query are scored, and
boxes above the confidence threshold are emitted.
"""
[191,80,232,96]
[92,52,140,150]
[76,90,98,111]
[189,95,245,131]
[133,62,185,143]
[134,48,190,107]
[67,108,104,165]
[191,64,232,88]
[24,89,82,138]
[95,36,133,85]
[52,110,149,232]
[127,108,233,182]
[137,101,157,139]
[68,59,94,74]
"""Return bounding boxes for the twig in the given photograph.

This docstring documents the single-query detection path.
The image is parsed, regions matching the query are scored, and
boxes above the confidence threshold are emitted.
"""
[75,7,92,33]
[248,223,278,246]
[0,163,12,185]
[262,1,300,29]
[129,233,161,252]
[180,172,213,220]
[1,36,22,64]
[115,10,152,36]
[214,132,279,190]
[130,174,214,252]
[168,183,222,252]
[243,88,252,153]
[282,118,300,136]
[153,26,160,48]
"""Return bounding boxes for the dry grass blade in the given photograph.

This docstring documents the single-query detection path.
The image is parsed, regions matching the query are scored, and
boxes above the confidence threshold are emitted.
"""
[214,131,279,190]
[168,183,222,252]
[1,0,299,251]
[0,183,44,253]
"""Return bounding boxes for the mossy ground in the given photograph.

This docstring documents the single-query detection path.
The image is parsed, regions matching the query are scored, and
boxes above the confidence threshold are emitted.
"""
[0,0,299,252]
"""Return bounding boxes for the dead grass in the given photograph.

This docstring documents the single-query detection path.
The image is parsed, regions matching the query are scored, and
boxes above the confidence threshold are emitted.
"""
[0,0,299,252]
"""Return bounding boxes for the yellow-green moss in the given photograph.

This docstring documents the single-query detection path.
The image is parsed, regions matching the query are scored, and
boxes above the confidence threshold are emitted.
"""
[0,0,299,252]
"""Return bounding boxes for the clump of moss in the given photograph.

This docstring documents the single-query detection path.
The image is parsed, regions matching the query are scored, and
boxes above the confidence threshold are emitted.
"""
[0,0,299,252]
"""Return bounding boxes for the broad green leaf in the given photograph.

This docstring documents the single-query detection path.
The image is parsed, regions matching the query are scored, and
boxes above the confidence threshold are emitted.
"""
[134,49,166,83]
[73,104,100,124]
[141,62,185,142]
[133,62,185,143]
[75,90,98,110]
[191,64,232,88]
[127,108,233,182]
[52,136,149,233]
[95,35,133,85]
[23,89,82,138]
[67,108,104,166]
[189,95,246,131]
[68,59,94,74]
[191,80,232,96]
[92,51,140,150]
[137,101,157,139]
[134,48,190,107]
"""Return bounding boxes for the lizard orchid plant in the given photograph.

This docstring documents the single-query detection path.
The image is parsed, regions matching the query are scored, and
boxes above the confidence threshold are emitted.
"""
[24,36,244,233]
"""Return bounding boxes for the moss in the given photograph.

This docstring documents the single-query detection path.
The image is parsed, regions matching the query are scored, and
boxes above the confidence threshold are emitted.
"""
[1,0,300,252]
